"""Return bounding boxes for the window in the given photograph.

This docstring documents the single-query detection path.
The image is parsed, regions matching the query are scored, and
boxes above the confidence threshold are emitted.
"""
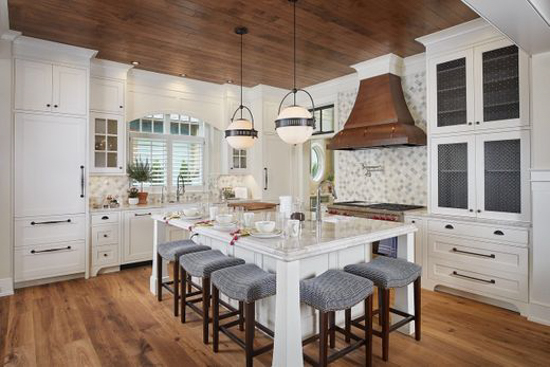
[310,105,335,135]
[232,149,247,169]
[129,113,206,190]
[310,143,325,182]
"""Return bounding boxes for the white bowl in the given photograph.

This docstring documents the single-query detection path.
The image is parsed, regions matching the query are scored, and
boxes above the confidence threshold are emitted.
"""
[182,208,199,217]
[255,221,276,234]
[216,214,233,225]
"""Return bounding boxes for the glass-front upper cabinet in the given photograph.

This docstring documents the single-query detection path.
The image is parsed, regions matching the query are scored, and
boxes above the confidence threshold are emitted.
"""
[90,112,125,174]
[428,39,528,135]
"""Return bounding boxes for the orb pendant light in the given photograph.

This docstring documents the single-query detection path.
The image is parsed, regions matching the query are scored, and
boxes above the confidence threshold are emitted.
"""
[275,0,316,145]
[225,27,258,149]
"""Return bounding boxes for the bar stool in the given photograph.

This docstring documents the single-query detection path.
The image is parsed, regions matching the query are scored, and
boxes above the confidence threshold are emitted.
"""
[179,250,245,344]
[211,264,276,367]
[344,256,422,361]
[156,239,210,316]
[300,269,374,367]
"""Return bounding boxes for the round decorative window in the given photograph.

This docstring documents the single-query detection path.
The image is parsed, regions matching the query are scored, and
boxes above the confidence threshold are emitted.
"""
[310,143,325,182]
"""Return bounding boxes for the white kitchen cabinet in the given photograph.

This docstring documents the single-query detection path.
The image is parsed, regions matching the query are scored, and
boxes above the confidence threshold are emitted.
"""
[262,133,292,200]
[15,59,87,116]
[428,39,529,135]
[123,210,157,264]
[15,113,87,217]
[404,216,428,281]
[90,77,125,114]
[229,148,250,173]
[91,212,122,276]
[90,112,125,174]
[431,131,530,221]
[263,101,279,134]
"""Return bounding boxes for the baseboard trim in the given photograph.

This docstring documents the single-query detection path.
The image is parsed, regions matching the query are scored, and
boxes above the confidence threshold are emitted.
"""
[0,278,14,297]
[528,302,550,326]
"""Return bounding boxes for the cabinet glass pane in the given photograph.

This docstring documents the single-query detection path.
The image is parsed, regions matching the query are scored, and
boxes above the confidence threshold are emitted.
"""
[483,45,519,122]
[322,108,334,132]
[240,157,247,168]
[95,135,106,151]
[95,118,106,134]
[107,152,117,168]
[438,143,468,209]
[107,119,118,134]
[233,156,240,168]
[436,58,467,127]
[484,139,521,213]
[95,152,106,167]
[107,136,117,151]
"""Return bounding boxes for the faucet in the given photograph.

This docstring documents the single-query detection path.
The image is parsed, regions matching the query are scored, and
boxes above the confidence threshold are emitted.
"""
[176,173,185,202]
[316,179,337,223]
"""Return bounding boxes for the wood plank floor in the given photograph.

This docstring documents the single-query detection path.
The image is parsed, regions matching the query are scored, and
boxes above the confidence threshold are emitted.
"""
[2,265,550,367]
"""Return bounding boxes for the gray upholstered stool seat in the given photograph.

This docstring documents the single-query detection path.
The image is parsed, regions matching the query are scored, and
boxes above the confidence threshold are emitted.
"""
[300,269,374,312]
[158,240,210,261]
[212,264,276,303]
[180,250,245,278]
[344,256,421,289]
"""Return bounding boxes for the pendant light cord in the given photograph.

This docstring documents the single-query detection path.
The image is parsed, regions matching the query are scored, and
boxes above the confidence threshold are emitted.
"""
[293,0,297,105]
[240,31,243,119]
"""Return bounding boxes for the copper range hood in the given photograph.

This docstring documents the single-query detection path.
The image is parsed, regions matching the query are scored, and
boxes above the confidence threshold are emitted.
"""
[327,73,426,150]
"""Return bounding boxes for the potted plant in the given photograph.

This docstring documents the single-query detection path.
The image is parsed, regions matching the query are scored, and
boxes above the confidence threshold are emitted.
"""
[127,159,153,205]
[127,187,139,205]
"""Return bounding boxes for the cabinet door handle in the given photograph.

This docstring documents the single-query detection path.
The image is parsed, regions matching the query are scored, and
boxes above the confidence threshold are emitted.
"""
[452,271,495,284]
[134,213,152,217]
[31,245,71,254]
[493,230,504,236]
[80,165,85,198]
[31,219,71,225]
[101,216,109,220]
[264,167,268,190]
[445,224,454,230]
[452,247,496,259]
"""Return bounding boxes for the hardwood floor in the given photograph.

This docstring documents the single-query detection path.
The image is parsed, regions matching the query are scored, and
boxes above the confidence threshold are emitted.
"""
[2,265,550,367]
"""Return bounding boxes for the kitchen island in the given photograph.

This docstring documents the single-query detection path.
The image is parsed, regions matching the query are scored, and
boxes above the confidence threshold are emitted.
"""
[150,214,417,367]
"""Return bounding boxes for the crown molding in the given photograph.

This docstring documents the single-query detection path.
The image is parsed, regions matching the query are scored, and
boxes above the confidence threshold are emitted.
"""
[13,36,97,65]
[91,58,133,80]
[402,53,426,75]
[0,30,20,41]
[351,53,404,80]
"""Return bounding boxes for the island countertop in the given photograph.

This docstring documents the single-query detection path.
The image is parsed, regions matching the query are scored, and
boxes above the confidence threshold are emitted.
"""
[151,214,417,262]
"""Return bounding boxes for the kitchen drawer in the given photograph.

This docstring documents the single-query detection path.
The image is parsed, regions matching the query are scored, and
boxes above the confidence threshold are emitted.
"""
[93,244,119,267]
[428,257,528,302]
[14,240,85,282]
[15,214,86,247]
[92,212,120,225]
[428,219,528,246]
[92,224,119,246]
[428,234,528,275]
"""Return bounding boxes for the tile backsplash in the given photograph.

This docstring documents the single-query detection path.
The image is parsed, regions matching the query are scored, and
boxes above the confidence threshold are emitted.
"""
[335,70,428,205]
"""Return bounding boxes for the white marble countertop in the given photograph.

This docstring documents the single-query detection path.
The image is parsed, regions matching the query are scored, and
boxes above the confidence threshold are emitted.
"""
[153,214,417,262]
[404,208,531,228]
[90,199,271,214]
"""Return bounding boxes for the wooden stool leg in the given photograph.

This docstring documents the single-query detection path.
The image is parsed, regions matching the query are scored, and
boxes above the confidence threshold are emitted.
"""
[319,311,329,367]
[156,253,162,302]
[365,295,373,367]
[180,267,187,323]
[414,277,421,341]
[173,260,179,317]
[212,285,220,353]
[329,311,336,349]
[239,301,245,331]
[187,275,192,293]
[345,308,351,343]
[245,302,255,367]
[202,277,211,344]
[378,287,383,326]
[382,288,390,362]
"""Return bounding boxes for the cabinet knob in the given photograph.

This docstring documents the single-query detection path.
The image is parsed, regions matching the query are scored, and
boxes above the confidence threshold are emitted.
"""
[476,121,480,125]
[119,167,123,169]
[445,224,454,230]
[103,253,108,257]
[468,122,472,126]
[469,209,473,212]
[477,209,482,213]
[103,234,108,238]
[46,103,51,107]
[119,105,123,108]
[54,104,58,108]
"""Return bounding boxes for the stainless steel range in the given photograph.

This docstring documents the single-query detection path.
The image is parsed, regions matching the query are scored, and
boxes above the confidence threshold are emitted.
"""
[327,201,424,222]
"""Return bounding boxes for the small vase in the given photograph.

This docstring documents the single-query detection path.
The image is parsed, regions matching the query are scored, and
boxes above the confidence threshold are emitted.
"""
[137,192,148,205]
[128,197,139,205]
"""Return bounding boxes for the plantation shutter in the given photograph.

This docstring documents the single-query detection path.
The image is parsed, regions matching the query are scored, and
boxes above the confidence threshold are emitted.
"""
[130,137,167,185]
[172,141,204,187]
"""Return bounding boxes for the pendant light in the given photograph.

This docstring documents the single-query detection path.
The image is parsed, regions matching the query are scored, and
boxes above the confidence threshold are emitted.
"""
[275,0,316,145]
[225,27,258,149]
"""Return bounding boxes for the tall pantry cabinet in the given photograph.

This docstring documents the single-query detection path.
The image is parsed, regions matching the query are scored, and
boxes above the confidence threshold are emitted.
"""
[12,37,96,284]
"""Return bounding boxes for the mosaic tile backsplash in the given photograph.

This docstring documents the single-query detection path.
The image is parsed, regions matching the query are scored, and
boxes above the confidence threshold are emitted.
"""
[335,70,428,205]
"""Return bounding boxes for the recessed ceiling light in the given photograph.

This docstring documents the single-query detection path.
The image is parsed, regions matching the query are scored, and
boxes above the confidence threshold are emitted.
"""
[180,73,187,77]
[131,61,140,66]
[227,80,234,84]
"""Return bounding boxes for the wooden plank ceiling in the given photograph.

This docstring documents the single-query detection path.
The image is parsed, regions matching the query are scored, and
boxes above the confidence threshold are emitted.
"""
[8,0,478,88]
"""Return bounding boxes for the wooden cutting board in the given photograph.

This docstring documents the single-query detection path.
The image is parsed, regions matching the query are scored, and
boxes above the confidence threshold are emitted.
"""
[228,202,277,211]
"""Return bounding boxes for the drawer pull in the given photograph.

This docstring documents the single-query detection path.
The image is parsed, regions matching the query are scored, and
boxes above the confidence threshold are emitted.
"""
[452,271,495,284]
[103,253,109,257]
[31,219,71,225]
[31,245,72,254]
[135,213,152,217]
[103,234,108,238]
[452,247,495,259]
[493,230,504,236]
[445,224,454,230]
[101,216,109,220]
